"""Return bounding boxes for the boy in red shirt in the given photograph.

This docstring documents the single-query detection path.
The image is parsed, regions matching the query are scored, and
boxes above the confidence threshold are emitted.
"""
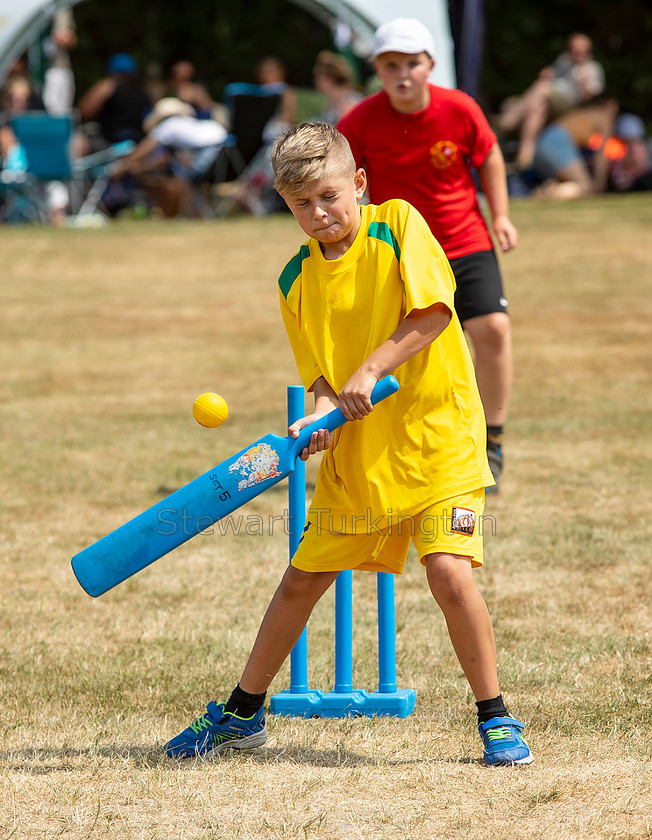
[339,18,517,490]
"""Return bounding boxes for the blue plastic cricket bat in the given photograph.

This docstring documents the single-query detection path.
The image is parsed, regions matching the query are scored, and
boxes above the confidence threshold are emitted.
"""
[71,376,399,597]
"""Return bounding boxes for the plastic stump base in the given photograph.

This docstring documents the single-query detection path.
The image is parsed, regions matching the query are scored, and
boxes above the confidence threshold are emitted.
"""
[270,688,416,719]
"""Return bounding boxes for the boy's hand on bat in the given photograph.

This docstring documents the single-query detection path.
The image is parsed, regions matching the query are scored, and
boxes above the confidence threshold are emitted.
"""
[339,369,378,420]
[289,415,334,461]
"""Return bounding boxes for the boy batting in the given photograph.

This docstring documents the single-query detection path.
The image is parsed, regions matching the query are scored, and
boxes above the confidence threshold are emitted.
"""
[339,18,517,491]
[165,122,532,766]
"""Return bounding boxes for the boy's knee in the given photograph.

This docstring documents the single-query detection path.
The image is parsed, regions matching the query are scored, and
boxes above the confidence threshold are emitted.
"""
[425,553,475,606]
[280,565,335,599]
[467,312,511,350]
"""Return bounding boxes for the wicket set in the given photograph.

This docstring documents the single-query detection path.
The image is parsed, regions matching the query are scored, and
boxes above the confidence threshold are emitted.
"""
[270,385,417,718]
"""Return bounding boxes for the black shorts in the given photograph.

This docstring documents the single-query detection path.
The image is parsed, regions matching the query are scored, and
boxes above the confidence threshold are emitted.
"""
[448,250,508,323]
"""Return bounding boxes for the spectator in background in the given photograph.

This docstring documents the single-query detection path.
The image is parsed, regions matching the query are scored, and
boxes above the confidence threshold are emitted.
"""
[0,78,32,166]
[77,53,152,151]
[313,51,362,125]
[0,76,68,224]
[167,59,227,126]
[531,97,618,199]
[3,57,45,110]
[42,8,77,116]
[497,34,605,169]
[111,96,227,217]
[607,113,652,193]
[255,56,296,131]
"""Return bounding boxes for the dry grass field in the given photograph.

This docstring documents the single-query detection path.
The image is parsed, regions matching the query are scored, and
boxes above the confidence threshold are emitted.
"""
[1,195,650,839]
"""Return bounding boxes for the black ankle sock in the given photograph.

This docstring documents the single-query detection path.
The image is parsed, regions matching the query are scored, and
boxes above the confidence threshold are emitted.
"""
[224,684,266,718]
[487,425,504,445]
[476,694,508,723]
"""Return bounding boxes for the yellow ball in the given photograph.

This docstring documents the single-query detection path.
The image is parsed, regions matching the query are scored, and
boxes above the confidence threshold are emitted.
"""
[192,393,229,428]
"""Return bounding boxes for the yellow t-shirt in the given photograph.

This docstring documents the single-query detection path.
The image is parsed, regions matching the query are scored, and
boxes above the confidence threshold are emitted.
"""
[278,199,493,533]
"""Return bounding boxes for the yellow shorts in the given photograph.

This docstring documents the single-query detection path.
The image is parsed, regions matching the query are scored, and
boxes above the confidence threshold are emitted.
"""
[291,488,486,574]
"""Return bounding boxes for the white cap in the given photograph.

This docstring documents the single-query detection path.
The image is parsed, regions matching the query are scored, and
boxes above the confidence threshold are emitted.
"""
[371,18,435,60]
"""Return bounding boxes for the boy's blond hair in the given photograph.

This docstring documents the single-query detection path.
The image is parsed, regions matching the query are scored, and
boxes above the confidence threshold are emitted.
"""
[272,121,356,195]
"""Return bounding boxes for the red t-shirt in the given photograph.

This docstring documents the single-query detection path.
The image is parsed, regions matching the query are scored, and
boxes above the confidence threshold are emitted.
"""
[338,85,496,259]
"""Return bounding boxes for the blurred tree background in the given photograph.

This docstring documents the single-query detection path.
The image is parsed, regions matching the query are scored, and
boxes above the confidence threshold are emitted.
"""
[72,0,651,121]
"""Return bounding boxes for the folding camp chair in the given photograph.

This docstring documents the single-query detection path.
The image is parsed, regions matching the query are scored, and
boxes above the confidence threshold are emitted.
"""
[70,140,136,223]
[0,113,72,223]
[213,83,283,217]
[0,112,134,224]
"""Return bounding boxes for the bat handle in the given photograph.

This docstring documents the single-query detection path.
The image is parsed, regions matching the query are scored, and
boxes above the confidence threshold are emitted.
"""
[292,374,399,455]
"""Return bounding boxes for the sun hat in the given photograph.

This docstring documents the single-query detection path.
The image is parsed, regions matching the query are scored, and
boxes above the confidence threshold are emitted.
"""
[371,18,435,60]
[107,53,138,75]
[143,97,195,133]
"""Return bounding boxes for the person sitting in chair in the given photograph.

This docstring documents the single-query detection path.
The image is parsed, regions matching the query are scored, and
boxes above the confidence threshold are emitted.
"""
[0,77,68,225]
[112,97,227,217]
[166,59,226,125]
[255,56,296,139]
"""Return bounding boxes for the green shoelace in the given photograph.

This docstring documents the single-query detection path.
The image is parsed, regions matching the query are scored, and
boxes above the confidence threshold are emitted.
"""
[486,725,514,742]
[189,713,214,735]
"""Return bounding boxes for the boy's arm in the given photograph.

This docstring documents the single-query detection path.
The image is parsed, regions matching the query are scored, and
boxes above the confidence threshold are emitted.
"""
[288,303,449,456]
[340,302,451,420]
[477,143,518,253]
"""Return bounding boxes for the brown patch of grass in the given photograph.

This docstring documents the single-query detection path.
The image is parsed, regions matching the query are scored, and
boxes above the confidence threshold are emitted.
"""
[1,198,651,839]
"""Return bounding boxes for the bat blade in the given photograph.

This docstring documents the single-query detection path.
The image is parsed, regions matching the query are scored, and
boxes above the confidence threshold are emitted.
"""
[72,431,290,597]
[71,375,399,597]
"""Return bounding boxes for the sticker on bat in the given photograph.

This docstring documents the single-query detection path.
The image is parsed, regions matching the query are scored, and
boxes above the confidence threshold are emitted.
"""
[229,443,281,491]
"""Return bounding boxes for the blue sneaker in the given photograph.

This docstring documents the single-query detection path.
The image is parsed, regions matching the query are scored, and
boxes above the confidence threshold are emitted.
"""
[478,715,533,766]
[165,701,267,759]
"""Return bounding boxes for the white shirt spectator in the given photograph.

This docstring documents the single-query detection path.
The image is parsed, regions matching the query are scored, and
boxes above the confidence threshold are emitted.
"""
[151,115,227,149]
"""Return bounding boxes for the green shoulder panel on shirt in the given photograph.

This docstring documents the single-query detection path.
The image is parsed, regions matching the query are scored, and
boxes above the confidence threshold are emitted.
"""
[279,244,311,299]
[367,221,401,262]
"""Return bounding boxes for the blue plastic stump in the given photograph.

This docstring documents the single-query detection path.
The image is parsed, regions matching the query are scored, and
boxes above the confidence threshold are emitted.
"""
[270,385,323,709]
[270,386,416,719]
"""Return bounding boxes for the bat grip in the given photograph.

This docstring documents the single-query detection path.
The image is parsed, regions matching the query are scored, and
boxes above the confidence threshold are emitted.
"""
[292,374,399,455]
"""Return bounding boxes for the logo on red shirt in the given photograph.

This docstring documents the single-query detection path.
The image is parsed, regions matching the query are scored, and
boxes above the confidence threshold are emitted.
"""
[430,140,458,169]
